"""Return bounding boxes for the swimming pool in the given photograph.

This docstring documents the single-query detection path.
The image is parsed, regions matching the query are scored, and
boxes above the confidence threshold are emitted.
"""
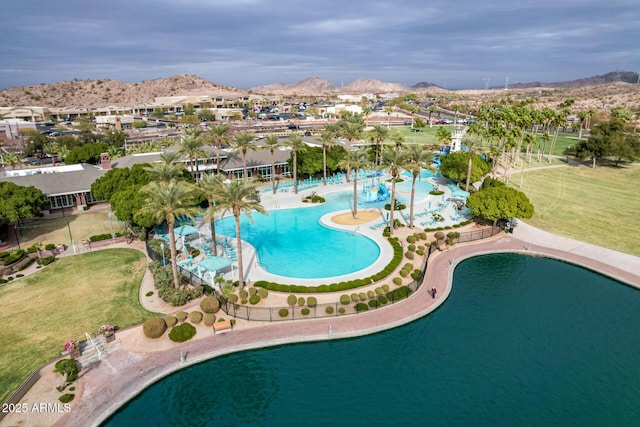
[103,254,640,426]
[214,191,381,279]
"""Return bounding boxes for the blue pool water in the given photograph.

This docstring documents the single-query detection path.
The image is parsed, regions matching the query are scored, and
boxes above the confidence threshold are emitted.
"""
[214,191,380,279]
[104,254,640,426]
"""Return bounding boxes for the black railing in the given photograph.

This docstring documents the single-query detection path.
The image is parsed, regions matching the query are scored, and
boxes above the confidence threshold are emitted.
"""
[145,226,502,322]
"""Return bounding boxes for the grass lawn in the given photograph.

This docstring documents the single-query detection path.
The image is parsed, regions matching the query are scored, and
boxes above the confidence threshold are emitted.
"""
[17,211,126,249]
[392,125,453,145]
[0,248,157,403]
[510,164,640,256]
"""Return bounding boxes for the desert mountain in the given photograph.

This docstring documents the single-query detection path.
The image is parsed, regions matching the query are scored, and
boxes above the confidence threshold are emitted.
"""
[495,71,640,90]
[0,74,246,109]
[250,77,340,95]
[342,78,410,94]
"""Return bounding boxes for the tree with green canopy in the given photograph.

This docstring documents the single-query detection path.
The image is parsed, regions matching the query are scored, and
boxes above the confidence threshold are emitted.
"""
[404,145,431,228]
[263,135,281,194]
[338,148,371,219]
[440,151,491,184]
[0,182,48,225]
[230,131,258,181]
[466,186,534,222]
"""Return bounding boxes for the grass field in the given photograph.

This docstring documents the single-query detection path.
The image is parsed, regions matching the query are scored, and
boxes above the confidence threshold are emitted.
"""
[510,164,640,256]
[0,249,157,403]
[17,211,126,248]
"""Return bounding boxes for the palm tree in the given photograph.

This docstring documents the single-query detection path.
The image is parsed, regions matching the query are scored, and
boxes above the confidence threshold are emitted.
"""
[405,145,430,228]
[390,131,405,149]
[427,105,437,127]
[287,133,307,194]
[209,124,231,174]
[380,146,407,236]
[180,127,206,181]
[435,126,452,150]
[3,152,21,169]
[519,133,534,188]
[139,180,199,288]
[210,179,267,288]
[198,173,225,256]
[56,145,70,164]
[145,151,185,184]
[317,130,335,185]
[262,135,281,194]
[367,125,389,165]
[337,148,370,219]
[339,121,364,182]
[230,131,257,181]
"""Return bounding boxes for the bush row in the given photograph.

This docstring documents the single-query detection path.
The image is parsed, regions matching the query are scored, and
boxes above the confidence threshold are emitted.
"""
[89,231,127,242]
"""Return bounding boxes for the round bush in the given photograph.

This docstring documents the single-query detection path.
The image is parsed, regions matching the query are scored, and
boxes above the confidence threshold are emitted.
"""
[382,284,390,292]
[434,231,445,240]
[143,317,167,338]
[164,316,178,328]
[378,295,388,305]
[203,313,216,326]
[200,295,220,314]
[358,292,366,301]
[393,277,402,286]
[351,293,359,302]
[59,394,75,403]
[145,291,154,297]
[408,244,416,252]
[279,308,289,317]
[367,290,375,299]
[287,295,297,306]
[368,299,379,308]
[248,287,258,297]
[354,303,369,312]
[340,295,351,305]
[258,288,268,298]
[239,289,248,299]
[325,306,334,314]
[227,294,238,303]
[189,311,203,324]
[297,297,305,306]
[307,296,317,308]
[241,299,248,305]
[169,323,197,343]
[405,251,415,260]
[407,235,416,244]
[249,295,261,305]
[301,308,310,315]
[338,307,346,314]
[375,287,384,295]
[176,311,188,322]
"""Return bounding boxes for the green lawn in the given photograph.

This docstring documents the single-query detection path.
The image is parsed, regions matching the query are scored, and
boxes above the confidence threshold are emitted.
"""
[0,249,157,403]
[510,164,640,256]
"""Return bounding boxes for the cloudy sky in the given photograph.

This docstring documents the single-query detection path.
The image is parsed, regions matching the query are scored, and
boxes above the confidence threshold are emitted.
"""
[2,0,638,90]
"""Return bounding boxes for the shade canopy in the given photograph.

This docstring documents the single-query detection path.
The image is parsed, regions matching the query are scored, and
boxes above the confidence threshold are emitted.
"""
[198,256,232,272]
[174,225,200,236]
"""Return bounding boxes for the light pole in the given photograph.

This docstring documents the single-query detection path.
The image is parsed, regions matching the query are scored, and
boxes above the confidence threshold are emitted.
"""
[160,242,166,265]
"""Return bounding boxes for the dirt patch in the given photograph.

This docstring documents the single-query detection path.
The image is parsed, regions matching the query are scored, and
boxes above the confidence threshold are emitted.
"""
[331,210,381,225]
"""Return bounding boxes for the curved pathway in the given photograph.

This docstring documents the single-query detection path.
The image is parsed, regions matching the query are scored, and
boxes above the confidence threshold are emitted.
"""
[38,226,639,427]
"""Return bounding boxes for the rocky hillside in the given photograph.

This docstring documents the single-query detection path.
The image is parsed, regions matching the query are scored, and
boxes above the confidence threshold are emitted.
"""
[497,71,640,90]
[249,77,340,95]
[0,75,245,108]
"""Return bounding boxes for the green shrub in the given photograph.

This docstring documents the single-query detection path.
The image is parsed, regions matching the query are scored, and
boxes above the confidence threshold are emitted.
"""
[26,245,37,254]
[301,308,310,315]
[297,297,305,306]
[407,235,416,244]
[227,294,238,303]
[351,293,359,302]
[239,289,248,299]
[3,250,25,265]
[447,231,460,239]
[200,295,220,314]
[241,299,248,305]
[203,313,216,326]
[367,290,375,299]
[340,295,351,305]
[189,311,203,324]
[45,243,56,250]
[378,295,388,305]
[418,232,427,240]
[368,300,379,308]
[157,285,203,306]
[411,269,422,280]
[176,311,188,322]
[446,238,454,246]
[338,308,346,314]
[408,244,416,252]
[287,295,297,306]
[54,359,78,381]
[164,316,178,328]
[354,303,369,312]
[59,394,75,403]
[307,296,317,307]
[416,249,424,256]
[169,323,197,343]
[249,295,260,305]
[258,288,268,298]
[143,317,167,338]
[248,287,258,297]
[387,286,411,302]
[434,231,445,240]
[145,291,154,297]
[324,306,334,314]
[36,255,55,266]
[393,277,402,286]
[375,287,384,295]
[382,284,390,292]
[279,308,289,317]
[400,269,409,278]
[405,251,415,260]
[358,292,367,301]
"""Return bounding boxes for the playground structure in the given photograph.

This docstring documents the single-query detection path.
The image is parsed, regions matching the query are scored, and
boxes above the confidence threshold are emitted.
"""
[359,172,390,205]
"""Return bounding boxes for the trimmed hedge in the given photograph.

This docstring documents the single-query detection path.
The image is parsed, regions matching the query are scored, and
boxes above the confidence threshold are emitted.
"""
[169,323,197,343]
[325,306,334,314]
[189,311,203,324]
[387,286,411,302]
[279,308,289,318]
[37,256,56,266]
[89,232,126,242]
[354,303,369,312]
[143,317,167,338]
[340,295,350,305]
[176,311,188,322]
[164,316,178,328]
[301,308,310,315]
[287,295,297,306]
[249,295,260,305]
[307,296,317,307]
[200,295,220,314]
[203,313,216,326]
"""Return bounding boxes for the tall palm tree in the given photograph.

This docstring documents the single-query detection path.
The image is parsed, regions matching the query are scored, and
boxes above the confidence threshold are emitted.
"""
[198,173,225,257]
[427,105,437,127]
[180,127,206,180]
[367,124,389,165]
[405,145,430,228]
[339,121,364,182]
[317,129,335,185]
[139,180,199,288]
[435,126,452,150]
[384,106,393,128]
[287,133,307,194]
[519,133,534,188]
[209,124,231,174]
[390,131,405,149]
[263,135,281,194]
[145,151,185,184]
[211,179,267,288]
[337,148,370,219]
[380,146,407,236]
[230,131,257,181]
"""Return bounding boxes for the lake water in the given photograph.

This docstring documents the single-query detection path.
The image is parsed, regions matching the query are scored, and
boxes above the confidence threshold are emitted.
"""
[103,254,640,426]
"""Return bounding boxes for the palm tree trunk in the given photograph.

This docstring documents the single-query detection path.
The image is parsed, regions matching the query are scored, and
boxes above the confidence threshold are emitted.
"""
[323,146,327,186]
[409,174,417,228]
[216,146,221,174]
[293,153,298,194]
[167,222,181,289]
[271,152,277,194]
[388,178,397,235]
[465,150,473,192]
[352,176,358,219]
[234,214,245,288]
[242,152,248,181]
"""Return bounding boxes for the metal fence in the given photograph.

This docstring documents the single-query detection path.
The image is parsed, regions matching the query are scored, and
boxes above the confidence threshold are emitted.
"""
[145,225,503,322]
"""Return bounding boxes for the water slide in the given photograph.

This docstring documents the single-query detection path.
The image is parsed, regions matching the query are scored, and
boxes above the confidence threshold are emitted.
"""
[360,184,390,205]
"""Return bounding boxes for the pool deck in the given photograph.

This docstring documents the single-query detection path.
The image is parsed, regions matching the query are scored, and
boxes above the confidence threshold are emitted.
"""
[4,179,640,427]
